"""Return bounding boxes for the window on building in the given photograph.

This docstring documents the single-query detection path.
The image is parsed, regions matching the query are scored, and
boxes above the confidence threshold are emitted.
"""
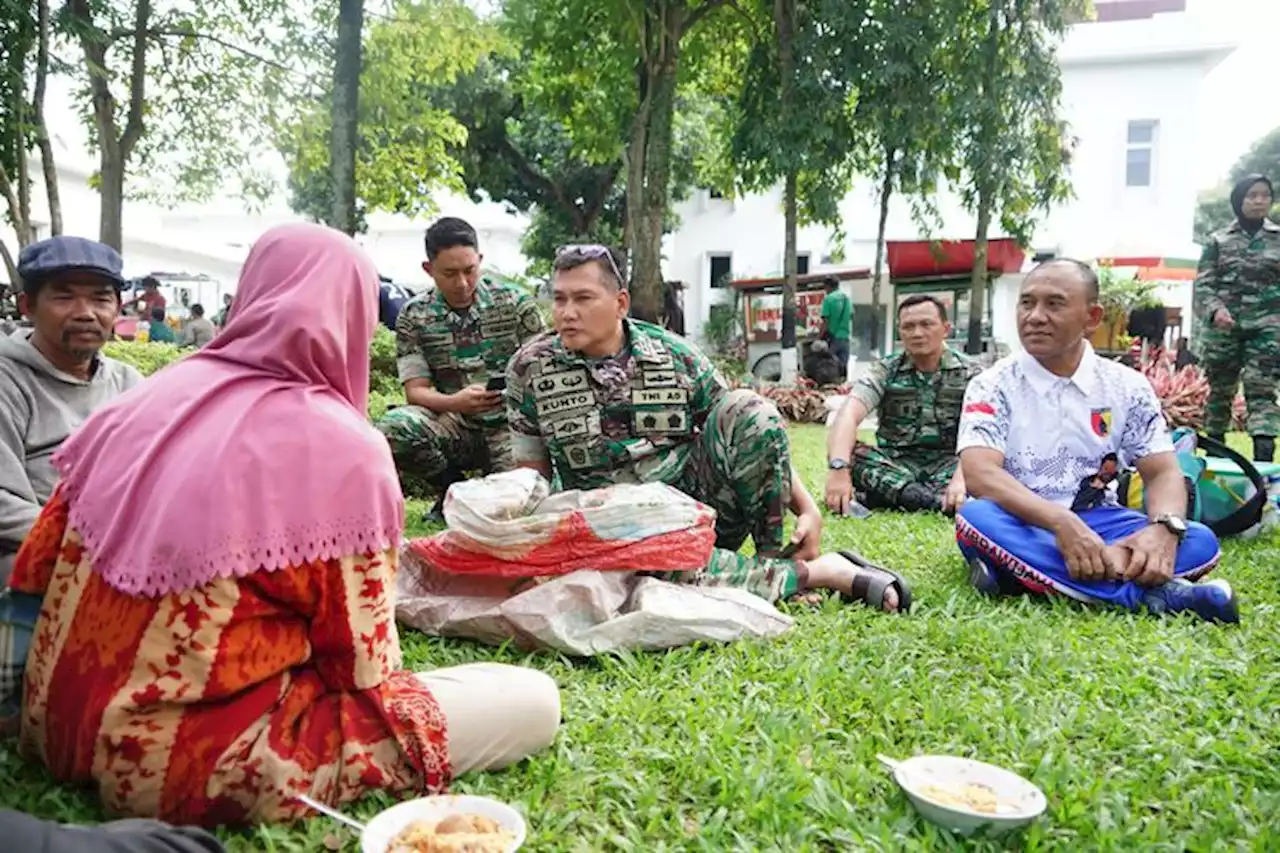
[709,253,732,289]
[796,253,810,275]
[707,187,725,200]
[1125,119,1158,188]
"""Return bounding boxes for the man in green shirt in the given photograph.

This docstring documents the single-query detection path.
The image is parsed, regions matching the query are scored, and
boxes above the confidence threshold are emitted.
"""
[819,276,851,368]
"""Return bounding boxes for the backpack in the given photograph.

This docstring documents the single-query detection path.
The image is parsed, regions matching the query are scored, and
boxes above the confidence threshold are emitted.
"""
[1116,429,1275,538]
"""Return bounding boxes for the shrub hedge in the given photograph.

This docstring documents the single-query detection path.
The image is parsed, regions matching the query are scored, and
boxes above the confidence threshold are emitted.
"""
[103,327,407,422]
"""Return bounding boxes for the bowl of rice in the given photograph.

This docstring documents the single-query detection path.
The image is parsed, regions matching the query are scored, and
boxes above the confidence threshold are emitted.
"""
[361,795,526,853]
[884,754,1047,835]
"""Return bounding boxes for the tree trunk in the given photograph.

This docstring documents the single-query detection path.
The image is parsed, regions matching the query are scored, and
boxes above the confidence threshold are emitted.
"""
[32,0,60,236]
[330,0,364,235]
[0,237,17,288]
[775,0,799,382]
[780,171,800,382]
[0,163,29,247]
[629,2,682,324]
[71,0,149,250]
[870,150,896,355]
[967,193,991,356]
[99,147,125,252]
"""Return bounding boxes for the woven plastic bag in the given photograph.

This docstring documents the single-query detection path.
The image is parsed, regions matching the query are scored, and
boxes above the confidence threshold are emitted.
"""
[408,468,717,578]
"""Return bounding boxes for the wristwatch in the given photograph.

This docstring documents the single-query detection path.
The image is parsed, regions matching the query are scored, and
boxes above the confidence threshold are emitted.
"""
[828,458,849,471]
[1152,513,1188,543]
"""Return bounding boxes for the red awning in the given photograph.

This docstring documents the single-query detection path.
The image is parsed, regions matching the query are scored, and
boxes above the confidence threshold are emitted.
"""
[885,239,1026,280]
[1098,256,1197,282]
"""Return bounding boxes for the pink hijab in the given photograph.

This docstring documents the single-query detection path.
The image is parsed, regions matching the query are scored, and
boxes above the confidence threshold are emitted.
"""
[53,223,404,597]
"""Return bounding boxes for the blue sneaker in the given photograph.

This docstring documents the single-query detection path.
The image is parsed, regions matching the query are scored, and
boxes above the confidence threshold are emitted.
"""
[1142,579,1240,624]
[967,556,1003,597]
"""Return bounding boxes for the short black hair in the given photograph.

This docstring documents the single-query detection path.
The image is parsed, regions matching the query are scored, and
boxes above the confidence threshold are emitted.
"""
[1100,452,1119,466]
[897,294,948,322]
[553,245,627,291]
[823,276,840,292]
[142,276,161,289]
[1026,258,1100,302]
[190,303,205,317]
[424,217,478,260]
[150,307,166,322]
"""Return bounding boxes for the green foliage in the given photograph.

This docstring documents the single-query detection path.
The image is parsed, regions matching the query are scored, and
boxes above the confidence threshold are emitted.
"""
[1194,125,1280,242]
[727,0,855,228]
[282,0,496,228]
[58,0,316,209]
[949,1,1083,247]
[101,340,188,376]
[103,332,407,423]
[7,424,1279,851]
[1096,264,1160,328]
[702,302,742,357]
[369,326,400,396]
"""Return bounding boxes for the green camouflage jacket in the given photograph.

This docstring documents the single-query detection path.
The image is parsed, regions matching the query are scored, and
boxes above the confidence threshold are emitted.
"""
[395,281,545,426]
[849,346,980,453]
[505,319,727,490]
[1195,219,1280,330]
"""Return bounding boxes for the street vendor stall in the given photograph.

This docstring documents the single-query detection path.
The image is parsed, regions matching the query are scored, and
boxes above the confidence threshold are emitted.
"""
[884,238,1026,357]
[731,267,870,381]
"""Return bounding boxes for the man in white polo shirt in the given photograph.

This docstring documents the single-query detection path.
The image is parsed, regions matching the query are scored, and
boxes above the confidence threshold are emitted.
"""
[954,259,1236,623]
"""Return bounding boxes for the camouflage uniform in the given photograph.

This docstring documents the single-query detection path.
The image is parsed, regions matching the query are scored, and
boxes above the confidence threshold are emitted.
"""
[378,281,545,485]
[1194,219,1280,437]
[506,320,801,602]
[848,346,980,509]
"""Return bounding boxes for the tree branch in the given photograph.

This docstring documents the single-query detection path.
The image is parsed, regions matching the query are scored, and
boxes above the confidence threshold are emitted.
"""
[0,162,24,243]
[120,0,152,158]
[686,0,730,32]
[0,235,17,291]
[111,27,297,76]
[69,0,119,148]
[495,136,570,213]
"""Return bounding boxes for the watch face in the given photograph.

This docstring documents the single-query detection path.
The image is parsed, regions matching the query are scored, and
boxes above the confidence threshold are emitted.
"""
[829,459,848,470]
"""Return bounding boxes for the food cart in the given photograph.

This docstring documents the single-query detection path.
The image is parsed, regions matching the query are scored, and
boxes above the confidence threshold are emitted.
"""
[730,268,871,380]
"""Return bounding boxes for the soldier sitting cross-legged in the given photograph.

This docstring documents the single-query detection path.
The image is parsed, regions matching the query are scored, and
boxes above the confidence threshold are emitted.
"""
[504,245,913,613]
[377,218,546,520]
[825,295,982,515]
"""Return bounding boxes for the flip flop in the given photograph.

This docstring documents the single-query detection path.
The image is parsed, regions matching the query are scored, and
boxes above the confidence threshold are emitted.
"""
[838,550,913,614]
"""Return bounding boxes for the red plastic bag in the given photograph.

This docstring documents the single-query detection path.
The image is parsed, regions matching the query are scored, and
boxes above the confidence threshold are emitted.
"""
[408,470,717,579]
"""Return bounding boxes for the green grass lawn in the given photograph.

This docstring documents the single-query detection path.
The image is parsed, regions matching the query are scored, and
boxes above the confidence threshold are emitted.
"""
[4,425,1280,851]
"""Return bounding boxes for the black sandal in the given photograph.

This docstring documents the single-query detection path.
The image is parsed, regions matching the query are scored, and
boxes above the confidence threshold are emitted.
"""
[838,550,913,614]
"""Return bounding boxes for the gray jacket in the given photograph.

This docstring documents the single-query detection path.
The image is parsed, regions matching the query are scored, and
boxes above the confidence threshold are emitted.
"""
[0,331,141,581]
[181,317,216,349]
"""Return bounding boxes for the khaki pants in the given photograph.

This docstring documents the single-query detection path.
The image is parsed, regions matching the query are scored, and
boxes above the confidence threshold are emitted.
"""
[416,663,561,776]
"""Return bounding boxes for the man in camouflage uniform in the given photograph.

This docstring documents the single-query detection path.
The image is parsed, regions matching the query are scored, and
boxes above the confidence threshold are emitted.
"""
[1195,173,1280,462]
[377,218,545,517]
[503,246,909,614]
[824,295,981,513]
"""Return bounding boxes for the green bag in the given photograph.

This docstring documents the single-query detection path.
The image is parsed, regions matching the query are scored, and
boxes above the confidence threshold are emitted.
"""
[1117,429,1271,538]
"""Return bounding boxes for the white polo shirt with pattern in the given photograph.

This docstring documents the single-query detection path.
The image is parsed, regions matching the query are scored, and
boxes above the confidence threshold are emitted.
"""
[956,342,1172,508]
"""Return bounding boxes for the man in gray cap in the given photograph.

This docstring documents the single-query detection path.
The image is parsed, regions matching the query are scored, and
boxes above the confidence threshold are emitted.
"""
[0,236,141,581]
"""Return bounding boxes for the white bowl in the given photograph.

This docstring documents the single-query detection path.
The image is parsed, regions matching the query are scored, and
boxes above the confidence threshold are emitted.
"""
[889,755,1047,836]
[360,794,527,853]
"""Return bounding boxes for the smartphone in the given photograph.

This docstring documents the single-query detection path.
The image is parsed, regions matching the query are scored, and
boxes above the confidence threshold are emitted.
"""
[485,376,507,392]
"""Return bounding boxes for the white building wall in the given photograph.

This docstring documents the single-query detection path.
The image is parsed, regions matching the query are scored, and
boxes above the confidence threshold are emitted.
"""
[667,9,1234,350]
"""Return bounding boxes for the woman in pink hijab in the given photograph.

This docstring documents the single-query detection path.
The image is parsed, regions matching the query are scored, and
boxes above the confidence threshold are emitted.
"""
[6,224,559,826]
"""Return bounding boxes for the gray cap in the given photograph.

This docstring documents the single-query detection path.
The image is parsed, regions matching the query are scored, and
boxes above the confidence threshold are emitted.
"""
[17,236,125,288]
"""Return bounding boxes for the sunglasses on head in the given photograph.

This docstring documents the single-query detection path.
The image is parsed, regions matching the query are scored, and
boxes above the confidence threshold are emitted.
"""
[555,244,627,289]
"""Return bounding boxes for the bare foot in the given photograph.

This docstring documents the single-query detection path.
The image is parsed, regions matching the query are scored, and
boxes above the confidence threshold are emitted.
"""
[803,552,900,613]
